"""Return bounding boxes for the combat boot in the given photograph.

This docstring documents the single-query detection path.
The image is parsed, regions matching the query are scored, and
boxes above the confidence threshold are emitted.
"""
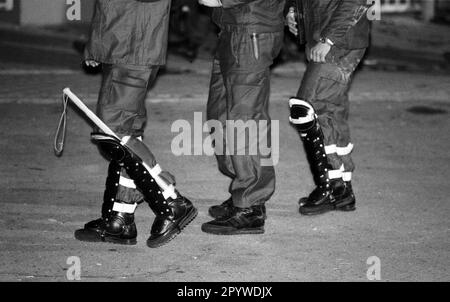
[147,195,197,248]
[336,181,356,211]
[299,180,356,213]
[75,208,137,245]
[74,162,138,245]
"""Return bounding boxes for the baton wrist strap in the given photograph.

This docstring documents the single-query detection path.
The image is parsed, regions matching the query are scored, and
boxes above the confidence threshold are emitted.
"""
[54,94,68,156]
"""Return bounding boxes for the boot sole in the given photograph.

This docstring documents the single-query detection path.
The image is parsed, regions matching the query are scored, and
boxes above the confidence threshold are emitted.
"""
[146,206,198,248]
[201,224,265,235]
[74,229,137,245]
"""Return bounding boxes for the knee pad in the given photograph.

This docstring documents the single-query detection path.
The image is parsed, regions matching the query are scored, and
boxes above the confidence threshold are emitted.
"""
[289,98,317,133]
[92,133,127,162]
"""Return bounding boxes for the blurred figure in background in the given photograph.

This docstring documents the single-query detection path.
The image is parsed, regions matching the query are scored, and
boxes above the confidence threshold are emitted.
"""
[169,0,203,61]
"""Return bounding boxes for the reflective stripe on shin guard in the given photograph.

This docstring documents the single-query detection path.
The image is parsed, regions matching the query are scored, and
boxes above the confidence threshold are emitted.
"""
[323,144,354,156]
[92,133,176,216]
[112,202,137,214]
[337,143,354,156]
[328,169,343,180]
[119,176,137,189]
[324,145,337,155]
[328,165,344,180]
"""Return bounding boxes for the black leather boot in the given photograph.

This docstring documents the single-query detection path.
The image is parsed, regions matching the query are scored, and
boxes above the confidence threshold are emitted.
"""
[298,180,356,215]
[201,205,265,235]
[75,162,138,244]
[299,179,342,215]
[335,181,356,211]
[147,195,197,248]
[75,209,137,245]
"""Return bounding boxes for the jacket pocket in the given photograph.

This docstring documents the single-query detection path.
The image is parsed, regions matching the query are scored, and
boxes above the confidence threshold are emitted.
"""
[250,32,283,64]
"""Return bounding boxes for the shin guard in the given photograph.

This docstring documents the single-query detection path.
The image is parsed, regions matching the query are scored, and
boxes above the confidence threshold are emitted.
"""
[289,98,332,188]
[92,133,177,217]
[92,133,197,247]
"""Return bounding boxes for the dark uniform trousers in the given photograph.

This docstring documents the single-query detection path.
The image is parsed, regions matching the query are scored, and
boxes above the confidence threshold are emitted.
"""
[207,28,283,208]
[297,48,366,174]
[97,64,175,204]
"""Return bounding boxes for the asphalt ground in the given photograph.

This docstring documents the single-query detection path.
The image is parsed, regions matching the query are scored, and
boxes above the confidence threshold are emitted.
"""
[0,65,449,281]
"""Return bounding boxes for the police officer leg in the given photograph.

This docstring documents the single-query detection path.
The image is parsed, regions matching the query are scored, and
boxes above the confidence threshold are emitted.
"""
[76,65,197,246]
[202,31,282,234]
[291,62,350,215]
[206,59,236,219]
